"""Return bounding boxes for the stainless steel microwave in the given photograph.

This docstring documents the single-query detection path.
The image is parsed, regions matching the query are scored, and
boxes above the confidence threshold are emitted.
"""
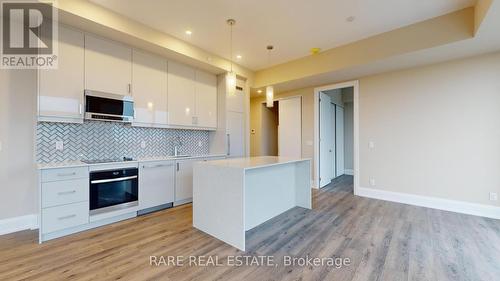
[84,90,134,123]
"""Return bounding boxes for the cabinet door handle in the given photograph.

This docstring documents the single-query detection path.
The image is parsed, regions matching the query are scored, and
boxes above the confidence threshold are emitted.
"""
[58,214,76,220]
[127,83,131,94]
[227,134,231,156]
[143,164,174,169]
[57,172,76,177]
[58,190,77,195]
[79,104,83,115]
[176,163,180,171]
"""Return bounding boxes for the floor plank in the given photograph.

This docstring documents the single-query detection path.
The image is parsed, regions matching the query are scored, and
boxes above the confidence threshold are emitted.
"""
[1,176,499,281]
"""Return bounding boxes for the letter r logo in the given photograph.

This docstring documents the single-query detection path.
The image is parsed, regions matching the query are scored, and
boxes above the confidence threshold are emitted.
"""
[1,2,53,54]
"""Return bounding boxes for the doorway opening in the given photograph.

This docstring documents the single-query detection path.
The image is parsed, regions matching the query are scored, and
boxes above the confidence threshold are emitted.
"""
[260,96,302,158]
[260,101,279,156]
[314,81,359,193]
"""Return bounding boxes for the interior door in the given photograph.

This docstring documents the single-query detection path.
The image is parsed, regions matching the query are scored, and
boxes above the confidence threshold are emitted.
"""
[226,111,245,157]
[336,106,345,177]
[319,93,333,187]
[331,103,337,179]
[278,97,302,158]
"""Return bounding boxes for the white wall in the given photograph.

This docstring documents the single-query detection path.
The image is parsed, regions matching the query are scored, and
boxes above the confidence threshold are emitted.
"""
[0,69,37,220]
[359,51,500,206]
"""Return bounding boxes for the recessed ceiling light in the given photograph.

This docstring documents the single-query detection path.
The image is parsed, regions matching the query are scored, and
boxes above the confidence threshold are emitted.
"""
[236,55,242,60]
[257,89,263,93]
[346,16,355,22]
[185,30,192,35]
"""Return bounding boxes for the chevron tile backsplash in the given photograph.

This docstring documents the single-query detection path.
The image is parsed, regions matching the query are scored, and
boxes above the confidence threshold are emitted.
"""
[36,121,210,163]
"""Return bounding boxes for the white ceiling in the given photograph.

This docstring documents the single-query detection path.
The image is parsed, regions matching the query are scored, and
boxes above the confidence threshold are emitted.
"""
[252,0,500,96]
[90,0,475,70]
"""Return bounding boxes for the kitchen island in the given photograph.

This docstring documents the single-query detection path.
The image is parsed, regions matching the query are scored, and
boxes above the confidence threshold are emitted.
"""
[193,156,311,251]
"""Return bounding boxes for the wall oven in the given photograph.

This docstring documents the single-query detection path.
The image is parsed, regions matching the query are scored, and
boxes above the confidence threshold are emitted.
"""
[90,168,139,215]
[85,90,134,122]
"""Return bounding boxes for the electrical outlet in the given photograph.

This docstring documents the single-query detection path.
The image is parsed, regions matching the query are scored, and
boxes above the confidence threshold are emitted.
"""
[490,193,498,201]
[55,141,64,151]
[369,178,376,187]
[140,140,146,149]
[198,141,203,147]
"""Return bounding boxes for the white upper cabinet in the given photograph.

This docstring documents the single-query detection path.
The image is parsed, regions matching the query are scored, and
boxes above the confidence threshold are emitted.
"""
[167,61,196,127]
[226,85,245,113]
[195,70,217,128]
[84,34,132,96]
[38,26,84,122]
[132,50,168,126]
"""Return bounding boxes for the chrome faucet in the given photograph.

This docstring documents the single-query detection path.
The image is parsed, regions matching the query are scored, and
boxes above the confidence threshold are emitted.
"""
[173,136,183,156]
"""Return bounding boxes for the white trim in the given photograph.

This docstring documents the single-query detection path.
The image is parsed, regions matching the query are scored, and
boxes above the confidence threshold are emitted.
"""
[313,80,359,194]
[344,169,354,176]
[0,214,38,236]
[357,187,500,220]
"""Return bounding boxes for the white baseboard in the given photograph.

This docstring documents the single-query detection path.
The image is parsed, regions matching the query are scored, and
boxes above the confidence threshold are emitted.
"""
[0,214,38,236]
[344,169,354,176]
[357,187,500,220]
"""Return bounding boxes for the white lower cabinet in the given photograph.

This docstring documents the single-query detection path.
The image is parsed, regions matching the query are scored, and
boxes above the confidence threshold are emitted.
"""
[42,178,88,208]
[42,201,89,234]
[39,167,90,240]
[139,160,175,211]
[174,159,195,204]
[175,156,225,205]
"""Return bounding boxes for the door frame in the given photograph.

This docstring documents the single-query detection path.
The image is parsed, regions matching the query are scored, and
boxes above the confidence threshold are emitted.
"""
[313,80,359,195]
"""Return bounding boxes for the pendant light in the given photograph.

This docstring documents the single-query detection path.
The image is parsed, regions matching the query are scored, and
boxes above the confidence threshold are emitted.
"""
[266,45,274,108]
[226,19,237,96]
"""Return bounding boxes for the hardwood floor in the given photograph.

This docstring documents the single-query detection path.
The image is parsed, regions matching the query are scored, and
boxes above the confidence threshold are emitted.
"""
[1,175,499,281]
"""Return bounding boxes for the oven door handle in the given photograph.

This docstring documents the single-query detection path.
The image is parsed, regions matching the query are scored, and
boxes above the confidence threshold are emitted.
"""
[91,175,138,184]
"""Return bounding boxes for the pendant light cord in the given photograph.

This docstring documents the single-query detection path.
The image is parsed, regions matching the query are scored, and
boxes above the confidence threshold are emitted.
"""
[230,22,233,72]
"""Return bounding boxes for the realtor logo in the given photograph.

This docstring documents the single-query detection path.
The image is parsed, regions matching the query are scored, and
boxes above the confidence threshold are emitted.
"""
[1,0,58,69]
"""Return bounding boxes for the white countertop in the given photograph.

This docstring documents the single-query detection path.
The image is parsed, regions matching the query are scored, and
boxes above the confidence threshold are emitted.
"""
[197,156,310,170]
[37,154,226,170]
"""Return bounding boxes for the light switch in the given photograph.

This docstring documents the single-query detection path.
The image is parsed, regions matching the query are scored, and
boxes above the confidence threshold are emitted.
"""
[369,141,375,149]
[55,141,64,151]
[369,178,376,186]
[490,193,498,201]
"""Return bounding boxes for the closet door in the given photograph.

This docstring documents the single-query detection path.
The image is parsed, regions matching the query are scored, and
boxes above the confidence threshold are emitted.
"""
[319,93,333,187]
[335,106,345,177]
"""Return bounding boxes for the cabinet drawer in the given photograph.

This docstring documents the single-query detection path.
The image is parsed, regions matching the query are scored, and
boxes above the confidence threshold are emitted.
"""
[42,202,89,234]
[42,178,88,208]
[41,167,88,182]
